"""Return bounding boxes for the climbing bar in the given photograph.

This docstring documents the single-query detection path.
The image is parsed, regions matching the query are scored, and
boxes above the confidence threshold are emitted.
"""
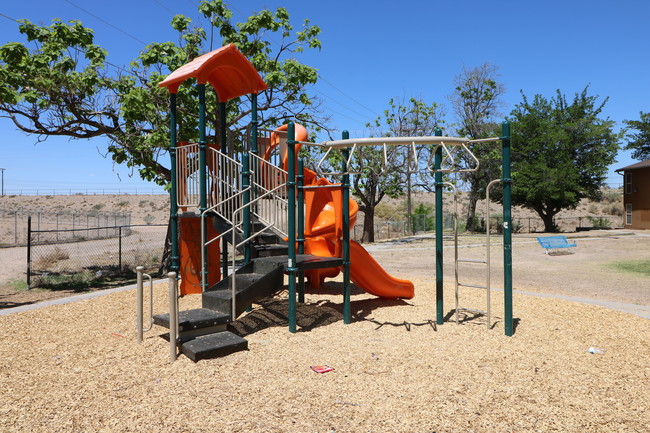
[467,137,502,144]
[321,135,470,148]
[315,145,364,176]
[301,184,342,190]
[458,283,489,290]
[458,143,480,172]
[457,259,488,264]
[407,142,419,173]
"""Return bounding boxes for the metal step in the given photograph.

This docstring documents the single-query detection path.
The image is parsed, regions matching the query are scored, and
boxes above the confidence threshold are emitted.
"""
[457,307,488,316]
[153,308,230,331]
[457,259,487,264]
[180,331,248,362]
[458,282,489,290]
[203,262,284,317]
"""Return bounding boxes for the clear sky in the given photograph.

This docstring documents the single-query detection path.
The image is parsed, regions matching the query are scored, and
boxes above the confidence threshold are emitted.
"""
[0,0,648,194]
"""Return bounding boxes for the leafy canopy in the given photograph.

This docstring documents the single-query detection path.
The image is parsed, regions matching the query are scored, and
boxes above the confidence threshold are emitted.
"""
[509,86,620,232]
[449,63,505,232]
[0,0,324,185]
[623,111,650,161]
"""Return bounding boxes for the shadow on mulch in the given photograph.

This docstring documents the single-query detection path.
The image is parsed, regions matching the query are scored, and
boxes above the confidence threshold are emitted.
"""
[229,281,413,337]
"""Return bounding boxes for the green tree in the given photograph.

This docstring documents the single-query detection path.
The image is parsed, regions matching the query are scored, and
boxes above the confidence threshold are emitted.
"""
[509,87,620,232]
[623,111,650,161]
[353,96,444,242]
[411,203,434,232]
[449,63,505,232]
[0,0,324,185]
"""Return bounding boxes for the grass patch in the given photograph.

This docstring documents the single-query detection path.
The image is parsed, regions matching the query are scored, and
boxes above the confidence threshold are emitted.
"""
[608,260,650,277]
[6,279,28,291]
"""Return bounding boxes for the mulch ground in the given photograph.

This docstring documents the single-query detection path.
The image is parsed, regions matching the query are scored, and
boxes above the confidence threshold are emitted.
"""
[1,274,648,432]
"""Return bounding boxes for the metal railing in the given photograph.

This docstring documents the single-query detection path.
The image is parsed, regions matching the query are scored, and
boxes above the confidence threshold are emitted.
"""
[136,266,154,344]
[175,142,201,209]
[249,152,289,237]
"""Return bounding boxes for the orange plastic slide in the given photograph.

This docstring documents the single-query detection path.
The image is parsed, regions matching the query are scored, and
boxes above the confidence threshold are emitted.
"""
[348,239,414,299]
[269,124,414,300]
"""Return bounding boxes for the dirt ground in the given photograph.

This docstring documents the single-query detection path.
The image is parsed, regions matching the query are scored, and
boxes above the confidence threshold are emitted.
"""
[0,225,168,309]
[2,229,648,310]
[0,229,649,432]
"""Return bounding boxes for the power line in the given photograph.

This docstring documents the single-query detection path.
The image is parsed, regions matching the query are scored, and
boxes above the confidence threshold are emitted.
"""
[313,88,375,123]
[219,2,381,127]
[317,74,380,117]
[151,0,176,15]
[0,12,132,75]
[63,0,148,46]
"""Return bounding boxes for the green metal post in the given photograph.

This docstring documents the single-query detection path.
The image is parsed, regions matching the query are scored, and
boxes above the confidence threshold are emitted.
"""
[198,84,208,291]
[251,94,259,155]
[243,152,251,263]
[434,128,444,325]
[341,131,351,324]
[297,158,306,303]
[287,122,298,333]
[247,93,259,264]
[501,121,514,336]
[169,93,179,274]
[220,101,229,280]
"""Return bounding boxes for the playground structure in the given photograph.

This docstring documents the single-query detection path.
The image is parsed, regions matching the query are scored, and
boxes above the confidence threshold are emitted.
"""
[141,44,513,361]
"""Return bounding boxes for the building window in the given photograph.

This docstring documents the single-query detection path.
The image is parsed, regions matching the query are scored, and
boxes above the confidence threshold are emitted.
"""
[625,172,632,194]
[626,203,632,225]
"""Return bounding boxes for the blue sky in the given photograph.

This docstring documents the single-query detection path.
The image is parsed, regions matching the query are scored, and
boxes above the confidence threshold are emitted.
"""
[0,0,648,194]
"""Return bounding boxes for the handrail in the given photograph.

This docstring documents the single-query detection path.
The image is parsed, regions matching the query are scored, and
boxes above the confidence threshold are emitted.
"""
[484,178,503,329]
[136,266,153,344]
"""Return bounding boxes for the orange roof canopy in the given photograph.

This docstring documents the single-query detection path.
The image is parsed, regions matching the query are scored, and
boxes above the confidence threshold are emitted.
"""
[158,44,267,101]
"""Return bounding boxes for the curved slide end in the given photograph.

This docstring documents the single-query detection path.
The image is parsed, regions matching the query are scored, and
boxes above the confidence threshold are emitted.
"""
[349,240,415,300]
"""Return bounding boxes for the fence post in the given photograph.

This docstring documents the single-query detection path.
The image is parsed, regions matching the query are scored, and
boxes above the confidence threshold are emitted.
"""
[118,226,123,272]
[27,216,31,289]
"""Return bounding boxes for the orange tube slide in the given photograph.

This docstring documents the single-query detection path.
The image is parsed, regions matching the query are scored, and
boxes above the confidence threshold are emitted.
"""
[268,124,415,299]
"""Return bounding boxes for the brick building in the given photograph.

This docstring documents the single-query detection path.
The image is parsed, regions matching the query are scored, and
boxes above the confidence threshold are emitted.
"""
[616,159,650,229]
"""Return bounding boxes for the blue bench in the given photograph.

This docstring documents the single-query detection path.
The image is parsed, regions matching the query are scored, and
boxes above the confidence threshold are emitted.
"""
[537,235,577,254]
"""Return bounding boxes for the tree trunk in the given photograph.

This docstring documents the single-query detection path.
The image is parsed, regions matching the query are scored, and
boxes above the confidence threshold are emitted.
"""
[536,208,558,232]
[159,215,173,275]
[466,189,480,232]
[362,207,375,243]
[407,172,413,235]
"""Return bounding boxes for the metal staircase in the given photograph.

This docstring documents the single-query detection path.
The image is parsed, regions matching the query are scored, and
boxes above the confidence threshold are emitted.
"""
[152,134,296,361]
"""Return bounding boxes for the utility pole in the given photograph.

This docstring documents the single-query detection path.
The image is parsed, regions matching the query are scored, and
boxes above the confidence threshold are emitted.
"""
[0,168,5,196]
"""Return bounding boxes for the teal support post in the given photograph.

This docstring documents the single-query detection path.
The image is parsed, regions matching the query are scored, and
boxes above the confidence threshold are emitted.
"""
[287,122,298,332]
[251,93,259,155]
[501,121,513,336]
[341,131,352,324]
[198,84,208,291]
[243,152,251,263]
[434,128,444,325]
[219,101,229,280]
[246,93,259,264]
[169,93,179,274]
[297,158,306,303]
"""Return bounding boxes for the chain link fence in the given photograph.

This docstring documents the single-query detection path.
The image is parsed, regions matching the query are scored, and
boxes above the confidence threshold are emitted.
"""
[27,223,166,289]
[357,213,624,241]
[1,208,130,247]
